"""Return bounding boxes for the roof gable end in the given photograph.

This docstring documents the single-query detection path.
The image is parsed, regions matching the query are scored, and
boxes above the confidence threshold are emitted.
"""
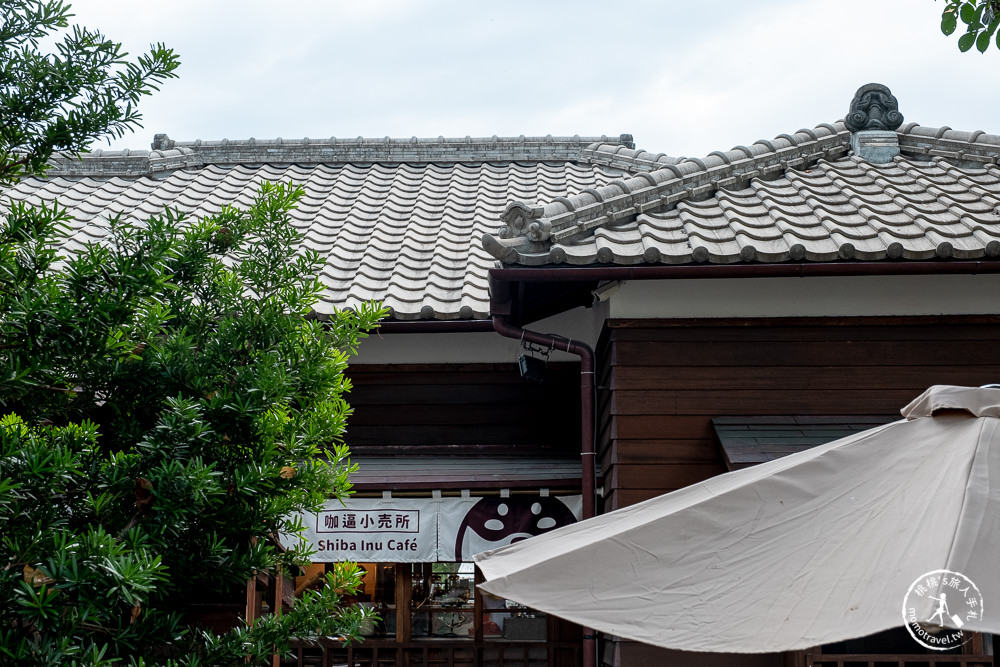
[483,122,852,264]
[483,85,1000,267]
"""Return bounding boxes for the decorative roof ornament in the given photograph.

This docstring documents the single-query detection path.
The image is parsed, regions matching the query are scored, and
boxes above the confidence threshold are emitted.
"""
[846,83,903,164]
[845,83,904,133]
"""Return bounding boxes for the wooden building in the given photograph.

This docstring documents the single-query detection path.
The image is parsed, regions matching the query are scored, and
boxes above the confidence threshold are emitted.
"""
[5,84,999,666]
[479,83,1000,667]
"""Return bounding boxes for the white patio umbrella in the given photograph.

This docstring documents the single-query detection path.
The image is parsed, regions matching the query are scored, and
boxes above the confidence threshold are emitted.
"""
[474,385,1000,653]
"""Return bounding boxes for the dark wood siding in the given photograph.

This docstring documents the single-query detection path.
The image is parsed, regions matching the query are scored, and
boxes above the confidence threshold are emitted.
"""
[346,362,581,458]
[598,316,1000,510]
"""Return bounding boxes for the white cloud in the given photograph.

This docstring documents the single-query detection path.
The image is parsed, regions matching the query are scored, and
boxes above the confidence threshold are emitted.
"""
[57,0,1000,153]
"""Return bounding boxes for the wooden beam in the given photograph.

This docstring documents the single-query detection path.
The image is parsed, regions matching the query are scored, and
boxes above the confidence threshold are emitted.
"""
[395,563,411,643]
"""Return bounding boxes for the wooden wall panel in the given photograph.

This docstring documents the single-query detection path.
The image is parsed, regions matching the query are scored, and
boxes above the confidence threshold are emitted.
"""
[345,362,581,457]
[609,365,1000,391]
[599,316,1000,510]
[607,642,784,667]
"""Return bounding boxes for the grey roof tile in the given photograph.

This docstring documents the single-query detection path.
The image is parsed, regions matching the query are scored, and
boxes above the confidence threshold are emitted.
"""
[9,119,1000,320]
[579,143,684,173]
[484,125,1000,267]
[3,135,631,320]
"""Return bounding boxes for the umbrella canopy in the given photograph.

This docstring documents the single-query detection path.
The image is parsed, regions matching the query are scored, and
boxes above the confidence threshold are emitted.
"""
[474,385,1000,653]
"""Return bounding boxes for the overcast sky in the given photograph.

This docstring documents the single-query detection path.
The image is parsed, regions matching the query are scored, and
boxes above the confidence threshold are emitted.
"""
[69,0,1000,158]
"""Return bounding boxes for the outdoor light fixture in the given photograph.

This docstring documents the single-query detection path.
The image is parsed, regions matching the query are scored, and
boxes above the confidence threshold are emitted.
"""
[518,354,547,383]
[518,335,551,383]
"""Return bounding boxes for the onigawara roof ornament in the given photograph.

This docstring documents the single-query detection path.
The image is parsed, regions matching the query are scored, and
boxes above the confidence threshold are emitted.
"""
[845,83,904,132]
[846,83,903,164]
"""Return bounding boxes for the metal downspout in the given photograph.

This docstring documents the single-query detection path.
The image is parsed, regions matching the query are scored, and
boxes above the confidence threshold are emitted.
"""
[491,314,598,667]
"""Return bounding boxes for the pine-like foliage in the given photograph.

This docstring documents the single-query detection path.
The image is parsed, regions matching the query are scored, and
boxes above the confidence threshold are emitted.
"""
[0,179,385,665]
[0,0,179,182]
[0,2,385,664]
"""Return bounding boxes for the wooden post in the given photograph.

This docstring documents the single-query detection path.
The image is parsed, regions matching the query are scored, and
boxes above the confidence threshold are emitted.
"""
[244,576,256,665]
[270,570,283,667]
[473,566,484,643]
[395,563,412,643]
[246,576,257,624]
[246,537,259,625]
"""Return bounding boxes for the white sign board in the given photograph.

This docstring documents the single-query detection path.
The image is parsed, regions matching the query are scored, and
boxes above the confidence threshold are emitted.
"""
[296,495,581,563]
[309,498,436,561]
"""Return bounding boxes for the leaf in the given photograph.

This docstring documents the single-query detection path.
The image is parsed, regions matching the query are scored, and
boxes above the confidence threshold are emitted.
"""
[960,1,977,23]
[987,15,1000,38]
[958,30,978,50]
[942,8,959,34]
[977,27,992,50]
[972,0,989,27]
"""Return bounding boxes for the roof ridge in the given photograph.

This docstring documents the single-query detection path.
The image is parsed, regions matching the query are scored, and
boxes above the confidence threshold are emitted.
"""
[897,123,1000,166]
[37,133,635,177]
[483,122,852,264]
[154,132,634,150]
[44,146,204,177]
[578,143,685,172]
[151,132,635,167]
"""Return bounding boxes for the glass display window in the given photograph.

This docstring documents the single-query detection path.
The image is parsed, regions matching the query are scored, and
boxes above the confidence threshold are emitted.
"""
[295,560,548,643]
[410,562,476,638]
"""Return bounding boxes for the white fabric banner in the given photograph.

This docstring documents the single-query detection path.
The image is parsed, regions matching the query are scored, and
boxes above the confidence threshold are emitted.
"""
[304,498,436,562]
[296,495,581,563]
[441,495,583,562]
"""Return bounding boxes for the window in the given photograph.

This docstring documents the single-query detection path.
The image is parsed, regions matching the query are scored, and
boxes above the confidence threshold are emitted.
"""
[296,561,547,642]
[411,563,475,638]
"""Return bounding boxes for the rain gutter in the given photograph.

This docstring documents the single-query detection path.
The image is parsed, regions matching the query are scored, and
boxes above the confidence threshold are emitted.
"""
[491,259,1000,283]
[490,316,596,520]
[376,319,496,333]
[490,314,598,667]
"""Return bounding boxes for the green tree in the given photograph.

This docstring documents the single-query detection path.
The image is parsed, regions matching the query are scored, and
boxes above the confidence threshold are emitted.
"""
[0,0,179,182]
[0,2,385,664]
[940,0,1000,52]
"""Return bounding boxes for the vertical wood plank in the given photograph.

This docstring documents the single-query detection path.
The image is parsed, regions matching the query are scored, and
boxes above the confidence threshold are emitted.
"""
[271,570,284,667]
[473,566,484,643]
[245,576,256,623]
[395,563,412,643]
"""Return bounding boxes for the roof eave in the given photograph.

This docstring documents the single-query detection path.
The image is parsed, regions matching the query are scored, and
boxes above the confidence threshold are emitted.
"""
[488,260,1000,326]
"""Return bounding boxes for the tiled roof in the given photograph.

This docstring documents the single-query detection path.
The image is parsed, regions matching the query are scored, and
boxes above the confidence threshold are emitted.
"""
[0,135,632,320]
[349,456,583,491]
[483,123,1000,266]
[712,416,896,471]
[8,117,1000,322]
